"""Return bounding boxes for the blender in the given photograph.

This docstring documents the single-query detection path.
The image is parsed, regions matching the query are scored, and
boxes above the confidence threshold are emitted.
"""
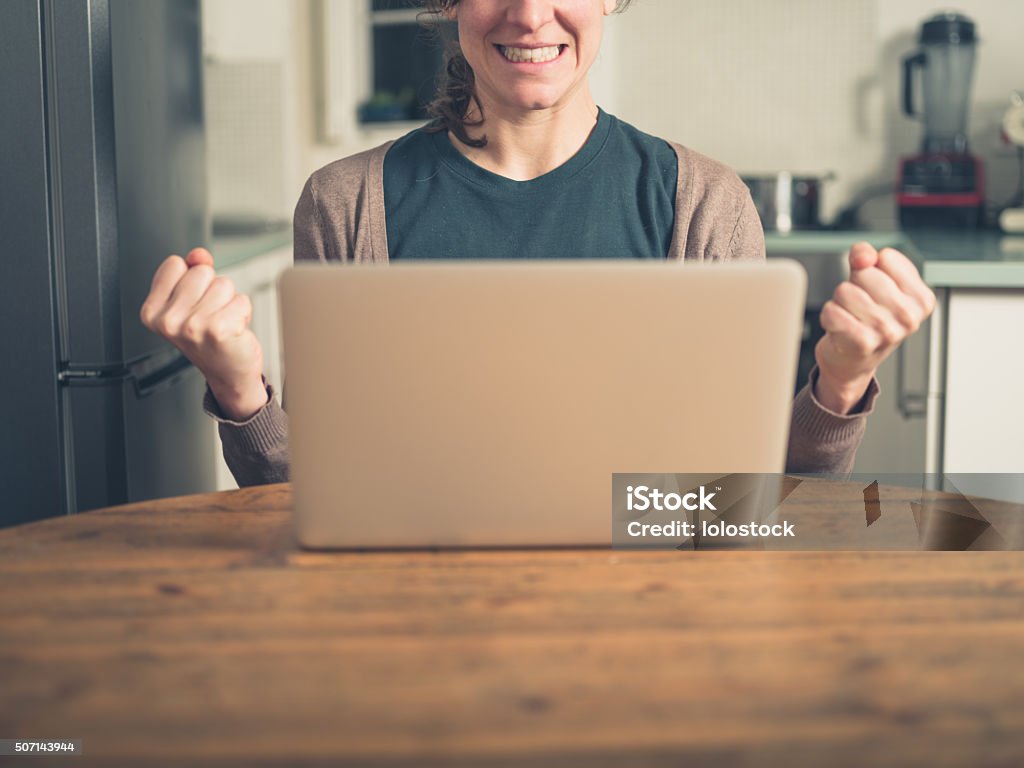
[898,13,985,228]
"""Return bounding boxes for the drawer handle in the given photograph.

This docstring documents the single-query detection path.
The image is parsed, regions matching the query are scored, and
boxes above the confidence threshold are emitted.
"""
[897,343,927,419]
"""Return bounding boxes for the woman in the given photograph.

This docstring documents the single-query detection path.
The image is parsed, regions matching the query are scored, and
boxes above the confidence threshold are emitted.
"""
[140,0,935,487]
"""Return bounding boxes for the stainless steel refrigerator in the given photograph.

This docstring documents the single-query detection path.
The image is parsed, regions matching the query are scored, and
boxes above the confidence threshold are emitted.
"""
[1,0,216,527]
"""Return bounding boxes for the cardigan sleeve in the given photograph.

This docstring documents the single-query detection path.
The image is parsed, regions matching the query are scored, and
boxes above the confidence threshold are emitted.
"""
[787,366,879,474]
[203,379,289,486]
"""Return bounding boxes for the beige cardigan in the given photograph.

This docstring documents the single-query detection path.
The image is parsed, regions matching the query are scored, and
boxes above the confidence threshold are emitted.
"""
[206,139,878,486]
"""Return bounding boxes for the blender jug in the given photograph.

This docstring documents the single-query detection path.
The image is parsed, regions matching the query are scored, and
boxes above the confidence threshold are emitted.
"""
[902,13,978,155]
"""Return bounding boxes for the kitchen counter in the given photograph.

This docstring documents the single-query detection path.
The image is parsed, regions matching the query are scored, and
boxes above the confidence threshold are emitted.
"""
[211,225,292,271]
[3,482,1024,766]
[765,229,1024,289]
[207,227,1024,287]
[764,230,910,256]
[914,230,1024,288]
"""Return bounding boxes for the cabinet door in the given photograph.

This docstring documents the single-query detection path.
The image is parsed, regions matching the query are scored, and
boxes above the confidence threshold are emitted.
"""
[942,289,1024,502]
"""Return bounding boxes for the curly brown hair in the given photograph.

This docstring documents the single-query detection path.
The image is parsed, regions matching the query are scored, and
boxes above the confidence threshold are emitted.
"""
[420,0,633,148]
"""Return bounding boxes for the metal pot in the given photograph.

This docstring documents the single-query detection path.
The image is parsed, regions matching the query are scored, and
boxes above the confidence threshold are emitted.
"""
[741,172,836,233]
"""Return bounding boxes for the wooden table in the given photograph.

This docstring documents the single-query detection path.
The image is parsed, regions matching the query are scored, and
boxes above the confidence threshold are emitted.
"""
[1,481,1023,767]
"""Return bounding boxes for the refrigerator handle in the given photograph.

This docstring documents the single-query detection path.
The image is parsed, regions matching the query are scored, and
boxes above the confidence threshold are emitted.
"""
[132,352,196,397]
[59,349,199,398]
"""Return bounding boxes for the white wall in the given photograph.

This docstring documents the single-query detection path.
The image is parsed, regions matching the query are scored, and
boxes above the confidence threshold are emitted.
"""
[202,0,291,60]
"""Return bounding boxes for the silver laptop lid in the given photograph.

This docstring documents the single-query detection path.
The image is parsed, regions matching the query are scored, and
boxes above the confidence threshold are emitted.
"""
[280,261,805,548]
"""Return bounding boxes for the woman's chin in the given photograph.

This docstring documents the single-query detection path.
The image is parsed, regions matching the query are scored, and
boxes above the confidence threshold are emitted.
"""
[492,89,584,116]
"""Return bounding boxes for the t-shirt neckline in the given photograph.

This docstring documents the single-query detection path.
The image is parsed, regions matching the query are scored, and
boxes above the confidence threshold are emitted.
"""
[428,108,613,192]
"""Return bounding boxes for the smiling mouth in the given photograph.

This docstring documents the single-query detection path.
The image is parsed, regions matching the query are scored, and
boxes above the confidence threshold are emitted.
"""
[495,44,566,64]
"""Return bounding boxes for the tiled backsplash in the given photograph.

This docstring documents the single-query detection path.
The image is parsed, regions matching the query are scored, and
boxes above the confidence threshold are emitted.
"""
[204,59,291,226]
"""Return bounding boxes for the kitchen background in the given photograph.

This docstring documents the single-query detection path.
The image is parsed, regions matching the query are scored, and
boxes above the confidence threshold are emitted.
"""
[3,0,1020,526]
[201,0,1024,228]
[199,0,1024,493]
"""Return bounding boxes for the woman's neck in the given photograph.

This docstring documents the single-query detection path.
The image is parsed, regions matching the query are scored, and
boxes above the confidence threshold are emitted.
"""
[448,90,600,181]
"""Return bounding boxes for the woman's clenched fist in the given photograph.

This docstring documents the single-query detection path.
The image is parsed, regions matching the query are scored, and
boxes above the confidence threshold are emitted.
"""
[814,242,936,414]
[139,248,269,421]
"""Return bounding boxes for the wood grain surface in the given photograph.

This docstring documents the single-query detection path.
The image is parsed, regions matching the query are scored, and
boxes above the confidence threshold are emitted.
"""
[1,481,1023,767]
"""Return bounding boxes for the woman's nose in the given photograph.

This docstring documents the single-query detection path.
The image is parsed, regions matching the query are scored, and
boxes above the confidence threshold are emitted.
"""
[504,0,556,31]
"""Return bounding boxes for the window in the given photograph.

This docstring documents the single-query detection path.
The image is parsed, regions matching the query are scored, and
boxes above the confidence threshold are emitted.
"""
[319,0,454,142]
[363,1,453,123]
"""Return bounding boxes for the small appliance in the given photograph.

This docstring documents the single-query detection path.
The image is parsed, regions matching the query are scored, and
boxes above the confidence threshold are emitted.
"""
[898,13,984,229]
[742,172,836,233]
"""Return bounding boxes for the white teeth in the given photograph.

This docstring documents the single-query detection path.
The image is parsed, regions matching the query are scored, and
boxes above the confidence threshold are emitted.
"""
[498,45,562,64]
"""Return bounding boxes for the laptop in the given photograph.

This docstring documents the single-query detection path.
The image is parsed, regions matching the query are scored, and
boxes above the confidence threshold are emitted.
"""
[279,261,806,549]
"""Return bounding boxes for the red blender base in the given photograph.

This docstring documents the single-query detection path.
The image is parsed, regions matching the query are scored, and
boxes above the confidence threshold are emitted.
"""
[897,153,985,228]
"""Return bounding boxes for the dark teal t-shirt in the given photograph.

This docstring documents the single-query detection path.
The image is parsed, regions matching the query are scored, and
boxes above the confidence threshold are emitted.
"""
[383,109,677,261]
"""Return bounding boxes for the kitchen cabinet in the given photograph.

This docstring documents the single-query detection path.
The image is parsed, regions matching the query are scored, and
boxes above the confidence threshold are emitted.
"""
[926,287,1024,503]
[214,238,293,490]
[923,233,1024,504]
